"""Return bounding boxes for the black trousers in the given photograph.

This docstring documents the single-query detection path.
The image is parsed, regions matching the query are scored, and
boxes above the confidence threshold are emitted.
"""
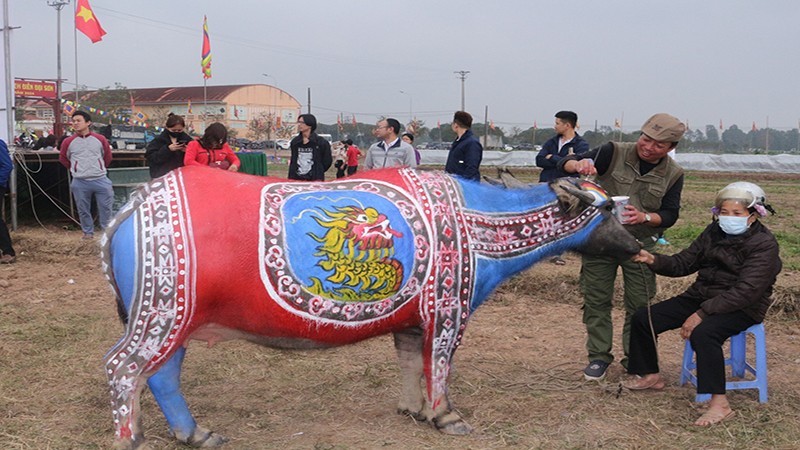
[0,188,14,257]
[628,292,756,395]
[0,216,14,256]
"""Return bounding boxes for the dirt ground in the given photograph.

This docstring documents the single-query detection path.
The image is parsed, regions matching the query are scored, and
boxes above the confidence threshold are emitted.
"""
[2,225,799,450]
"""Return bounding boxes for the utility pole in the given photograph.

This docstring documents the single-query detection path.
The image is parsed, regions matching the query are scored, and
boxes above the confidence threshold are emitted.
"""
[483,105,489,148]
[454,70,469,111]
[48,0,69,138]
[307,87,311,114]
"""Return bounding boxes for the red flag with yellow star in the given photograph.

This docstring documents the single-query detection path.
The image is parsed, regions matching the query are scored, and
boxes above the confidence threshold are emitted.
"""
[75,0,106,43]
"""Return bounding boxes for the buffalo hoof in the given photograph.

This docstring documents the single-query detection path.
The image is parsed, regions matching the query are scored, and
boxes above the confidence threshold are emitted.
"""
[112,435,147,450]
[181,426,229,448]
[432,411,474,435]
[397,407,427,423]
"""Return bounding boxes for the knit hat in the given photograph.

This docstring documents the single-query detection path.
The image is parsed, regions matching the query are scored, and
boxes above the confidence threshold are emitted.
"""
[641,113,686,142]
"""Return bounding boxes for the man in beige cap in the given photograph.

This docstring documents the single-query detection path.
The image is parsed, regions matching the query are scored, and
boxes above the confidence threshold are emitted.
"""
[559,113,686,381]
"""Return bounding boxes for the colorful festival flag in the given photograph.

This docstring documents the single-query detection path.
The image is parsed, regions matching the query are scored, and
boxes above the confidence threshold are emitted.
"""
[752,121,758,132]
[63,102,76,115]
[75,0,107,43]
[719,119,723,131]
[533,120,537,129]
[201,16,212,79]
[614,118,621,129]
[187,99,193,114]
[489,120,496,130]
[351,115,357,126]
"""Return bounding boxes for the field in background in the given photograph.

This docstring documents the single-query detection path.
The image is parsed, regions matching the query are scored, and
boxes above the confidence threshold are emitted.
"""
[1,168,799,449]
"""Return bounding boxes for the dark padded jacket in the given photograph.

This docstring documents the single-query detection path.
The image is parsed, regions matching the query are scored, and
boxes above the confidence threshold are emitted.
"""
[650,220,781,322]
[445,129,482,181]
[145,131,192,179]
[535,133,589,182]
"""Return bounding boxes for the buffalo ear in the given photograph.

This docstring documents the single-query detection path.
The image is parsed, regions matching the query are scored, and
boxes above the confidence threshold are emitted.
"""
[550,178,596,216]
[482,175,504,187]
[497,167,529,189]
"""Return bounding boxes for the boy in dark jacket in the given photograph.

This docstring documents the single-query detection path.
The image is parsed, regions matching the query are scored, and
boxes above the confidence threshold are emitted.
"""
[536,110,589,182]
[288,114,332,181]
[445,111,482,181]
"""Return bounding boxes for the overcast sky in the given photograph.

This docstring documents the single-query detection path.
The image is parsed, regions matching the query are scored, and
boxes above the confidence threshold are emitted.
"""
[9,0,800,133]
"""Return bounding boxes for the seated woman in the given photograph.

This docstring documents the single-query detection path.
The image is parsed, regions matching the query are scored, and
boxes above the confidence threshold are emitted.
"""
[184,122,240,172]
[623,182,781,426]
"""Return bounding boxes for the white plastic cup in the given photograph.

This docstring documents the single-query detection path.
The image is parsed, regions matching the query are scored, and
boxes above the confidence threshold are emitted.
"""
[579,158,596,181]
[611,196,630,222]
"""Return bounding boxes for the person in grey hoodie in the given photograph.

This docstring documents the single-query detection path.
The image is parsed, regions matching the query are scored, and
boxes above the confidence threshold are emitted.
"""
[59,111,114,239]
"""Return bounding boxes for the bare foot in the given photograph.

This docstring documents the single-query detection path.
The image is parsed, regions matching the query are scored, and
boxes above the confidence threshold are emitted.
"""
[694,407,735,426]
[622,374,665,390]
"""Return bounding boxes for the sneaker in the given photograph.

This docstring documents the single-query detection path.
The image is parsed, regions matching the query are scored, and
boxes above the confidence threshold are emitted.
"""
[0,254,16,264]
[656,237,670,245]
[82,233,94,240]
[584,360,610,381]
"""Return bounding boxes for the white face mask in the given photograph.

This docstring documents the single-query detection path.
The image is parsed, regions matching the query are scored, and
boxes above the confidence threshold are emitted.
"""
[718,215,750,235]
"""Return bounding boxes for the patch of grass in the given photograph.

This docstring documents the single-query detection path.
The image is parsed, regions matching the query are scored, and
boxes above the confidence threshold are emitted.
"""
[661,223,707,250]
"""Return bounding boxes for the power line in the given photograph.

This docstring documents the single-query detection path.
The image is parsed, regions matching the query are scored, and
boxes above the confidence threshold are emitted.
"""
[92,5,446,74]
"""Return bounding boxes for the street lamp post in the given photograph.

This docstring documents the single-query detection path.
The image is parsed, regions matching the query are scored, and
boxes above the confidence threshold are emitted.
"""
[399,90,412,125]
[261,73,277,87]
[48,0,70,138]
[454,70,469,111]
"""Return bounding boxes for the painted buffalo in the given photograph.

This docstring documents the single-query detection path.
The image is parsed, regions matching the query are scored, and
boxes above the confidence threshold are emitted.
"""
[101,166,639,449]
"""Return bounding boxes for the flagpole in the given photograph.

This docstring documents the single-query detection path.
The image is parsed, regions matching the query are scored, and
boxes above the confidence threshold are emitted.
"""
[203,78,207,131]
[73,0,79,104]
[3,0,19,230]
[48,0,69,137]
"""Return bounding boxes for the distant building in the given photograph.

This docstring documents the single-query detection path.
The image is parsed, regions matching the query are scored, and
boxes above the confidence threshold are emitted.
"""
[17,99,56,136]
[73,84,302,139]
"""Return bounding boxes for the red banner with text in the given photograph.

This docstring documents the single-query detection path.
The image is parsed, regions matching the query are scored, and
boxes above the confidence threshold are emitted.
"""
[15,79,57,99]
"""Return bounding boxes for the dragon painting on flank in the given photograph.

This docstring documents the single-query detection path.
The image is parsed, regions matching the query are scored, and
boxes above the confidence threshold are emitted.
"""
[306,205,405,302]
[101,166,641,449]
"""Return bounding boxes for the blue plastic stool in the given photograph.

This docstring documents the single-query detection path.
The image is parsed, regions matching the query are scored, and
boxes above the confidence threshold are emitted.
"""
[679,322,768,403]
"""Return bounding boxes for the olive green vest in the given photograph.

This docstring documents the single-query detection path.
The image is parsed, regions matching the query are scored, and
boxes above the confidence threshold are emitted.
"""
[596,142,683,240]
